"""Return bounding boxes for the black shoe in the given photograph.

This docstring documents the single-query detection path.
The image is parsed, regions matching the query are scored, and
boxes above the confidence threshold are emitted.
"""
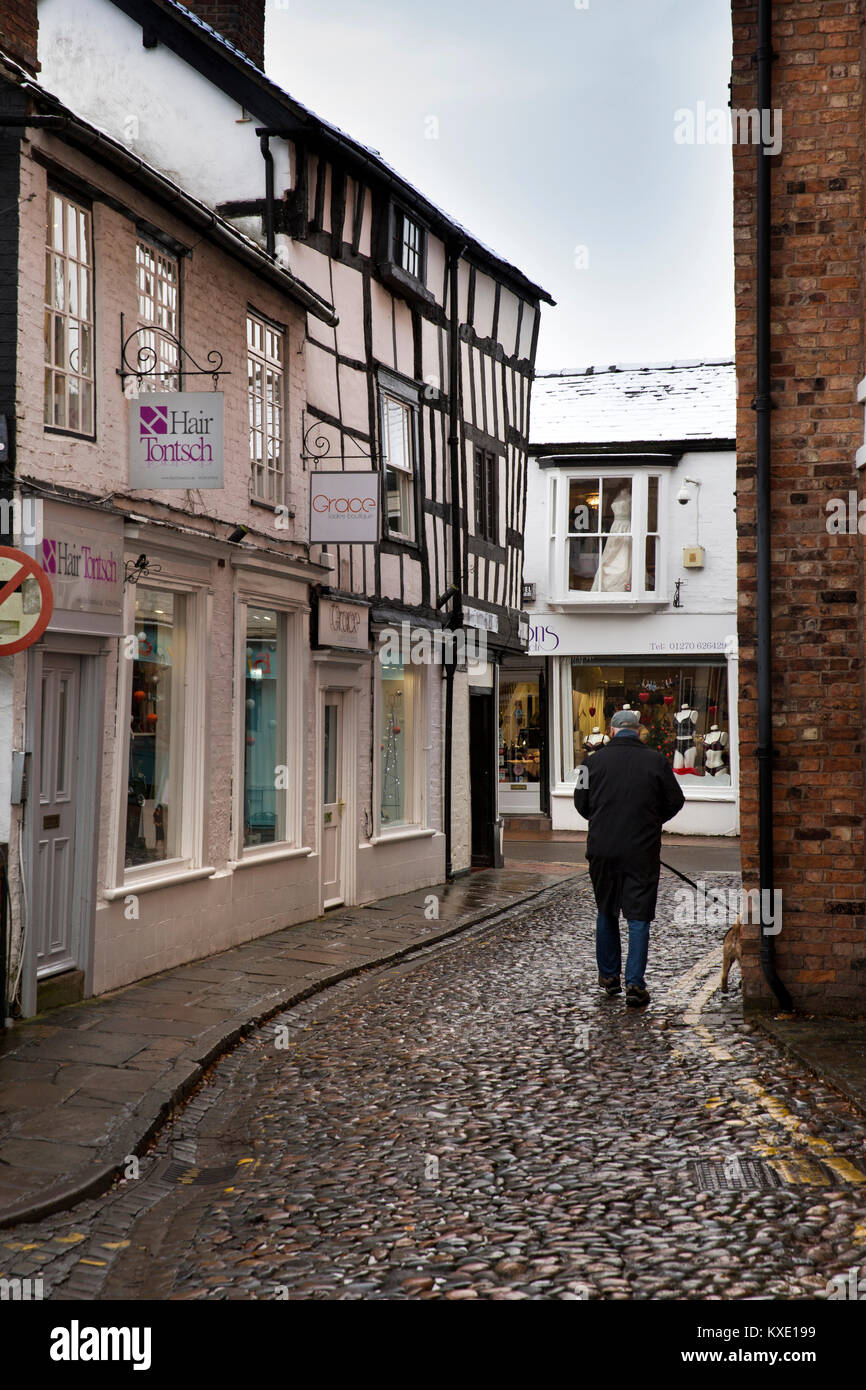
[598,974,622,996]
[626,984,650,1008]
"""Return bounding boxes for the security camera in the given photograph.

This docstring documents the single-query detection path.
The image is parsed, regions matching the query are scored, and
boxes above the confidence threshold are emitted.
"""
[677,485,690,505]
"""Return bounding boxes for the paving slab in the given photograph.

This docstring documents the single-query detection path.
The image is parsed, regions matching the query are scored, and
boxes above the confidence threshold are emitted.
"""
[0,866,579,1227]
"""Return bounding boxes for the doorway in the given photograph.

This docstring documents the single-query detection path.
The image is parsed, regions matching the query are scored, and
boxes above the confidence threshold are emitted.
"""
[470,689,496,867]
[321,691,345,907]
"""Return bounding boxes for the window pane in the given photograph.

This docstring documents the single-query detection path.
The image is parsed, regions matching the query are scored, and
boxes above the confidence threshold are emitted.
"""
[568,536,600,591]
[323,703,338,807]
[126,590,184,867]
[568,478,600,535]
[647,475,659,534]
[597,479,632,591]
[380,662,413,826]
[498,676,542,786]
[386,466,411,536]
[571,660,730,783]
[645,535,657,592]
[244,607,285,847]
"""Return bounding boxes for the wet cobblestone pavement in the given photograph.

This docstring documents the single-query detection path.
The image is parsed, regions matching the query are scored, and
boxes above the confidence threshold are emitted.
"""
[5,874,866,1301]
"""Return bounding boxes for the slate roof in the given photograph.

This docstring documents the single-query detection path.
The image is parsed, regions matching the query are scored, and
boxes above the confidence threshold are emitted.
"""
[530,360,736,448]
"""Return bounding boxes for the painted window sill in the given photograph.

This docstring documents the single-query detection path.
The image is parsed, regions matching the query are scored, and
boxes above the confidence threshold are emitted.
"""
[103,864,217,899]
[229,845,313,870]
[368,826,439,846]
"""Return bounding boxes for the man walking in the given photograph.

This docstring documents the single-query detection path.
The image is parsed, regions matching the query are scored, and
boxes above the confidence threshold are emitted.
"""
[574,707,685,1007]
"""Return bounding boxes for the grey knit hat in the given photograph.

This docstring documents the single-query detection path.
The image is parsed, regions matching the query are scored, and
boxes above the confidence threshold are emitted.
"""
[610,708,641,729]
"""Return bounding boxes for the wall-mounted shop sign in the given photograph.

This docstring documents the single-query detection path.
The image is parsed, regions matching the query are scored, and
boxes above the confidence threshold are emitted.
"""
[129,392,224,489]
[25,502,124,636]
[463,605,499,634]
[309,471,379,544]
[316,597,369,651]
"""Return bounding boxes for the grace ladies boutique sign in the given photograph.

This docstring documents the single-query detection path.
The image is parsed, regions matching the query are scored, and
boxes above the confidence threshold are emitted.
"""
[309,471,379,543]
[129,393,224,489]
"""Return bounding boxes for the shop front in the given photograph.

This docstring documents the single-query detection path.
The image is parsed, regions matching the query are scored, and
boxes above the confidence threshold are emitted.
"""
[527,615,739,837]
[498,658,548,817]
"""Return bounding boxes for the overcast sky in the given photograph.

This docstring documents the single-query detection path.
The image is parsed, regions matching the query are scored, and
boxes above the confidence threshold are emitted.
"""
[265,0,734,371]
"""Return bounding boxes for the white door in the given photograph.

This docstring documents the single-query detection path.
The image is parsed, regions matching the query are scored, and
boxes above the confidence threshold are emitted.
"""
[321,692,344,907]
[36,654,81,976]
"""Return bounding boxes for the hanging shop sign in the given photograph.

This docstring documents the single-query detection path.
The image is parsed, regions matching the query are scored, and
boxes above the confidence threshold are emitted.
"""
[315,597,369,651]
[309,471,379,544]
[0,545,54,654]
[129,392,224,490]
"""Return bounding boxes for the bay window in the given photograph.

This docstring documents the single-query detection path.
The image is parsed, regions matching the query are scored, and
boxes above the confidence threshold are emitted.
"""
[552,470,664,602]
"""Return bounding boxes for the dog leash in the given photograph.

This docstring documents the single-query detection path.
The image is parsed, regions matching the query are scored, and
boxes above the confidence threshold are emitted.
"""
[659,859,734,912]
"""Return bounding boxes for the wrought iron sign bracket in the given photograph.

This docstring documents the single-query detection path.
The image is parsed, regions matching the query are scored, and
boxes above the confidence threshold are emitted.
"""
[118,314,231,389]
[301,413,375,472]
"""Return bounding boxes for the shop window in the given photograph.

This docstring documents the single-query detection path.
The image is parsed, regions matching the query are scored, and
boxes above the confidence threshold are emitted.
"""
[499,675,542,787]
[126,589,186,867]
[44,191,94,435]
[248,311,286,504]
[557,472,663,600]
[243,607,287,847]
[379,659,416,828]
[381,392,416,541]
[565,659,730,787]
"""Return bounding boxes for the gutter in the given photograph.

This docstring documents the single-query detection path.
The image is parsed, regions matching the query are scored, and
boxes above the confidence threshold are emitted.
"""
[753,0,793,1012]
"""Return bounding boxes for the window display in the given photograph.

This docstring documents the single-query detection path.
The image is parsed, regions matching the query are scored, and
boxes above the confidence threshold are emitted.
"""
[565,659,730,786]
[243,607,286,847]
[499,674,543,786]
[380,660,415,827]
[126,589,185,867]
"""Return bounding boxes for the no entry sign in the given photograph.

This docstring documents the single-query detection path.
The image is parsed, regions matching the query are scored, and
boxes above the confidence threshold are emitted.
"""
[0,545,54,654]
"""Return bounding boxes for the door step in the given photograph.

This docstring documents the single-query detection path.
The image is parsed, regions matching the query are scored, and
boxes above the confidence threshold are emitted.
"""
[36,969,85,1013]
[502,815,553,833]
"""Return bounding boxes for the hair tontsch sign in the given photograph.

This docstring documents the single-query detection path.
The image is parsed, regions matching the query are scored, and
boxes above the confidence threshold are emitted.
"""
[308,471,379,543]
[128,393,224,489]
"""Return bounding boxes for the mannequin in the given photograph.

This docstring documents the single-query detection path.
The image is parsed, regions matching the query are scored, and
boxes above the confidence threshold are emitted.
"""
[592,486,632,592]
[704,724,729,778]
[673,704,698,775]
[584,725,610,755]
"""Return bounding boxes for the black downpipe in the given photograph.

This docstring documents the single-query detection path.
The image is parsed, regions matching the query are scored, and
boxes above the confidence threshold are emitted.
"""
[258,130,275,258]
[754,0,793,1012]
[444,242,466,880]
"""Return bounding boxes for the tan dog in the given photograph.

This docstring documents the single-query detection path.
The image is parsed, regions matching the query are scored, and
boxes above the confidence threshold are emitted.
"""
[720,916,742,993]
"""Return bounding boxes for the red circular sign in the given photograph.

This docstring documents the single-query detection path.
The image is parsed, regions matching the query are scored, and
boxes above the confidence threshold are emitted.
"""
[0,545,54,654]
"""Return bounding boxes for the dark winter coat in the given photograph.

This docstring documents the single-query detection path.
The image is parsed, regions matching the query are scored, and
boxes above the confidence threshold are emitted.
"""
[574,731,685,921]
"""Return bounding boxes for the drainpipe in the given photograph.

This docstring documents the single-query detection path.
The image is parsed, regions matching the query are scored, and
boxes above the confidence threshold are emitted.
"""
[444,241,466,879]
[754,0,793,1012]
[257,129,276,258]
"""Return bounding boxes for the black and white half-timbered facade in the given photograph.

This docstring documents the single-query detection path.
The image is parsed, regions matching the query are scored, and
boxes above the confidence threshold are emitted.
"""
[34,0,552,921]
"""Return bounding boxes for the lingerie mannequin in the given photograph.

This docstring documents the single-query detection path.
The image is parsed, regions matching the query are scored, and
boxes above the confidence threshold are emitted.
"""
[704,724,729,777]
[584,726,610,755]
[674,704,698,775]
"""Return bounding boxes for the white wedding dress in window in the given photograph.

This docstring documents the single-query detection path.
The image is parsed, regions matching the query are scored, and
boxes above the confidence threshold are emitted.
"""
[592,489,632,592]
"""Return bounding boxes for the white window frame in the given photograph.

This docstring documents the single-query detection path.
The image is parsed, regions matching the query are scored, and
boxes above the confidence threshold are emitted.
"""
[135,238,180,391]
[110,577,208,891]
[232,595,305,862]
[44,190,94,435]
[374,658,427,835]
[380,388,418,542]
[248,310,286,505]
[551,469,667,606]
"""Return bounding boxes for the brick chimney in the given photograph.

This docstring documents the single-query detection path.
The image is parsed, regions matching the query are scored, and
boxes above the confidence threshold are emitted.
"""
[183,2,265,70]
[0,0,39,75]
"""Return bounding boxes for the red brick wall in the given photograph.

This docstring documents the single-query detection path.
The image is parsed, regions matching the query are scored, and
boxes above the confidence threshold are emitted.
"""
[0,0,38,74]
[732,0,866,1013]
[183,2,265,69]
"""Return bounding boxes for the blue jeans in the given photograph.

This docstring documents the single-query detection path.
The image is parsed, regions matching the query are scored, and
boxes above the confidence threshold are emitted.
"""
[596,912,650,988]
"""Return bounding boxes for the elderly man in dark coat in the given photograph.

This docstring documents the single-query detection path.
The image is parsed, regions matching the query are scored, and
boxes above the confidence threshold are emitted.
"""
[574,707,685,1007]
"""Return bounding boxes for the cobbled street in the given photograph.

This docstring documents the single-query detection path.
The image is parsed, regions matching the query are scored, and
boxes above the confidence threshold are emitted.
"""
[7,874,866,1302]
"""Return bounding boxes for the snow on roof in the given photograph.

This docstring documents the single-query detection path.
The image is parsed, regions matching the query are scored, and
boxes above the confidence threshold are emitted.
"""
[530,360,736,448]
